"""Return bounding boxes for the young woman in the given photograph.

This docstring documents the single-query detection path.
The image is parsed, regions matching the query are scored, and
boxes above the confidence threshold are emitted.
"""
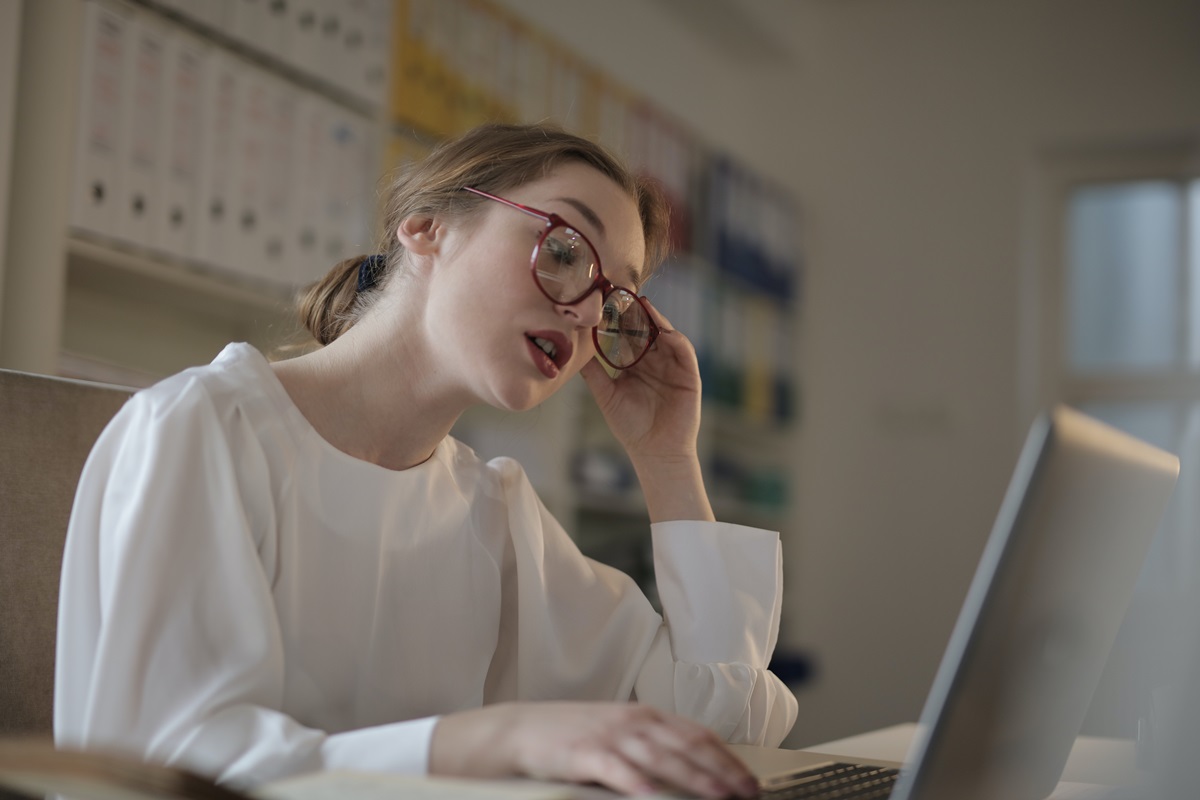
[55,123,798,798]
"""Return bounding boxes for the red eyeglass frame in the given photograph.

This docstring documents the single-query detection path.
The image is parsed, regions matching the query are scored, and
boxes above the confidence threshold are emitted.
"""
[461,186,660,369]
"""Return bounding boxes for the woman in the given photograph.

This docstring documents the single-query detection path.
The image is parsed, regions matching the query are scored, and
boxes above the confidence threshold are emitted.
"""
[55,123,798,798]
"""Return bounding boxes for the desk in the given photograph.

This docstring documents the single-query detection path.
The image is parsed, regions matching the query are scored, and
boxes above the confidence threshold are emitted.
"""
[808,723,1141,798]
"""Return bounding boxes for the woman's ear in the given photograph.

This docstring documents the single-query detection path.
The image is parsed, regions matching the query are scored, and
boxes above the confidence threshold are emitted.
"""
[396,214,444,256]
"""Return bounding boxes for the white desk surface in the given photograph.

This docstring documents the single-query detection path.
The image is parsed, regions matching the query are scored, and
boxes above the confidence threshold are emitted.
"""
[810,723,1140,798]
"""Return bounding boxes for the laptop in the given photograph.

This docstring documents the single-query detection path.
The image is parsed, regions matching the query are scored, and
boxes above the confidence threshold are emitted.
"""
[734,405,1179,800]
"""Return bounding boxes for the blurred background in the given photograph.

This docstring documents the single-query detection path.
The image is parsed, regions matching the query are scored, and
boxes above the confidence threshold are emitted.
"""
[2,0,1200,751]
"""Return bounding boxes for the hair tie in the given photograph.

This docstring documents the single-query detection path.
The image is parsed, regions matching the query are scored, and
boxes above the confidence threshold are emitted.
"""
[356,254,388,292]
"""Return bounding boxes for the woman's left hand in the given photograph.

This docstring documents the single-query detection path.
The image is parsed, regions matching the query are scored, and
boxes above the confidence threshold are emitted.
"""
[580,300,702,465]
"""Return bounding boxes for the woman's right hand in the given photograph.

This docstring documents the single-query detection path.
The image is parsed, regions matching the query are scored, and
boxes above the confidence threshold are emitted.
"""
[429,702,759,798]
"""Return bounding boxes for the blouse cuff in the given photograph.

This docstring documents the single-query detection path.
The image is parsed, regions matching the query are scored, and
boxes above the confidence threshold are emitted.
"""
[321,714,440,774]
[651,521,782,668]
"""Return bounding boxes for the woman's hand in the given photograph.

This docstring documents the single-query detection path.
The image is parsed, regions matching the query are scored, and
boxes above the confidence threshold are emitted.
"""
[580,302,715,522]
[580,301,702,465]
[430,702,758,799]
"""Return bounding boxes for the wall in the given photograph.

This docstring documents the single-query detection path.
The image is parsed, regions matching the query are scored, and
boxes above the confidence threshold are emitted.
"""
[491,0,1200,746]
[0,0,23,334]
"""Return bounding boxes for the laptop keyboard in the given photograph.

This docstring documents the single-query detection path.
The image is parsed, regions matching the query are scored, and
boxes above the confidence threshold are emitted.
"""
[756,761,899,800]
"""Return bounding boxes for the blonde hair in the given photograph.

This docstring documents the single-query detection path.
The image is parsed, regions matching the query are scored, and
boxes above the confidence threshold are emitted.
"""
[298,122,670,346]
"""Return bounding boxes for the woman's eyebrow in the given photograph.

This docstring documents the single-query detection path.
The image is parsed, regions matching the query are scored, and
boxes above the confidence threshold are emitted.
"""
[554,197,606,238]
[552,196,642,290]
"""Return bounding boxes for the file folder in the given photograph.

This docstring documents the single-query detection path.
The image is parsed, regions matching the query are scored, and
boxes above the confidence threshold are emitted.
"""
[156,27,206,260]
[115,11,168,249]
[229,0,269,54]
[259,74,298,287]
[229,61,270,280]
[194,48,241,273]
[290,93,330,286]
[285,0,323,81]
[70,0,129,239]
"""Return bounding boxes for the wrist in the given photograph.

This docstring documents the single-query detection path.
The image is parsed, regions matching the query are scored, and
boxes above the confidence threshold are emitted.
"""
[634,456,715,523]
[429,704,519,778]
[628,449,700,476]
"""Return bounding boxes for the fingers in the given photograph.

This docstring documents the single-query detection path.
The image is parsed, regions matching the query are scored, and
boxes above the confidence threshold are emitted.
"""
[639,720,758,797]
[578,707,755,799]
[569,749,660,796]
[615,732,755,799]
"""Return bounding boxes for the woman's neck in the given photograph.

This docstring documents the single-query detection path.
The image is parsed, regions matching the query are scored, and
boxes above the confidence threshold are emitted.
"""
[271,317,473,471]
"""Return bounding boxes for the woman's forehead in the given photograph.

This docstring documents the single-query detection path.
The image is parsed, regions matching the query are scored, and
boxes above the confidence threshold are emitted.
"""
[509,166,646,278]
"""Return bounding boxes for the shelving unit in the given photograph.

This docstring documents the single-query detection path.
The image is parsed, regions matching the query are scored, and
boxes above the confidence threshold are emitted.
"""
[2,0,387,381]
[2,0,801,592]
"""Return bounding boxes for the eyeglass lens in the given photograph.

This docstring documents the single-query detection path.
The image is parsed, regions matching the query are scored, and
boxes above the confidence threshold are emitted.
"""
[534,225,652,369]
[595,288,654,368]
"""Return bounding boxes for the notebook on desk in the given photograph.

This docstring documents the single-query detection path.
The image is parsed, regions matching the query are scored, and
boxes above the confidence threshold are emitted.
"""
[732,405,1178,800]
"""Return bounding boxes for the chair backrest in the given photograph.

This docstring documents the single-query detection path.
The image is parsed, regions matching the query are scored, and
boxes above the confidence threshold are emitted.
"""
[0,369,134,735]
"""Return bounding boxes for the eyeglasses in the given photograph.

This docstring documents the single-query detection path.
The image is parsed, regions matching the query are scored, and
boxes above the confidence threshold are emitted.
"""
[462,186,659,370]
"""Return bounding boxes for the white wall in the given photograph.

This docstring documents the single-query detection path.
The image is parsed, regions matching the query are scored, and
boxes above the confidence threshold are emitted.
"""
[492,0,1200,746]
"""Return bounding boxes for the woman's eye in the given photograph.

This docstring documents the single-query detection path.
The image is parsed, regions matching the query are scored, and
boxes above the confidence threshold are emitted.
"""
[546,239,576,266]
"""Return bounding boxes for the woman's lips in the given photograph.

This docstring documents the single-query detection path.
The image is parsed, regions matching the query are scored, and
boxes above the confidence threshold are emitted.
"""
[525,330,573,378]
[526,337,559,379]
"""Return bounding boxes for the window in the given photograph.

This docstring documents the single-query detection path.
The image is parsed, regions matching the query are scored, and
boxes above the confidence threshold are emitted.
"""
[1062,178,1200,593]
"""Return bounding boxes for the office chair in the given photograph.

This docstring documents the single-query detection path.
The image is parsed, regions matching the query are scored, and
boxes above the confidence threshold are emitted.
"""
[0,368,133,736]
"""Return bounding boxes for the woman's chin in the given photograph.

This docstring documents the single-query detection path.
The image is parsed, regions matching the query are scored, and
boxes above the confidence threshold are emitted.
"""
[484,380,554,414]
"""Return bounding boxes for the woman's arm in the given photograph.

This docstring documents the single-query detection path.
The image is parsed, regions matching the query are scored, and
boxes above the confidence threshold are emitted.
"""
[578,303,798,743]
[56,388,438,785]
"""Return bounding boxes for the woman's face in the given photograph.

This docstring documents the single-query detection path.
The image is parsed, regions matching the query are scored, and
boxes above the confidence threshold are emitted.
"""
[421,162,646,412]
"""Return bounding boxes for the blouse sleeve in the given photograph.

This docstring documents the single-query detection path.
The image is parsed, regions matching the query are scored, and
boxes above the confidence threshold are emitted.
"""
[633,522,798,747]
[54,385,439,787]
[489,458,798,748]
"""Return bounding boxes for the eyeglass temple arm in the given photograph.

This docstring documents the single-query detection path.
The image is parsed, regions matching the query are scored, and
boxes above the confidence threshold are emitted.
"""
[461,186,551,223]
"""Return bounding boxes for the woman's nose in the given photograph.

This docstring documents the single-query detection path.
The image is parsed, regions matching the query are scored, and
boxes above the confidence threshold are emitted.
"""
[556,286,605,329]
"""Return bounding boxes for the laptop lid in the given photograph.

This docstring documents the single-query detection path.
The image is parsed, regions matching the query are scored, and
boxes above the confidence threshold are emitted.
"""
[889,406,1179,800]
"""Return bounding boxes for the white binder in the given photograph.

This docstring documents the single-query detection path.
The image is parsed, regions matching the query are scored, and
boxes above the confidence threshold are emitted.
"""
[314,0,345,92]
[228,60,271,281]
[115,11,167,249]
[260,0,290,63]
[290,93,330,286]
[193,47,240,273]
[229,0,271,60]
[358,0,392,109]
[342,112,376,259]
[335,0,369,100]
[258,74,298,287]
[155,27,206,260]
[70,1,130,239]
[284,0,323,78]
[318,105,354,269]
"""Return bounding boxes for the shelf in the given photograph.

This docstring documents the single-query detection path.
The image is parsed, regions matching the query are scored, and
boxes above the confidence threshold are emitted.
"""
[66,234,297,324]
[132,0,384,120]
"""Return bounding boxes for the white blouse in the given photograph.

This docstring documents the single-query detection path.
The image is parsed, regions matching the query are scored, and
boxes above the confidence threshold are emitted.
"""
[54,343,797,787]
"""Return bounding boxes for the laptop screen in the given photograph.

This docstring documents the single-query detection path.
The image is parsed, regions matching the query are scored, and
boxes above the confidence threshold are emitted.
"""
[893,406,1178,800]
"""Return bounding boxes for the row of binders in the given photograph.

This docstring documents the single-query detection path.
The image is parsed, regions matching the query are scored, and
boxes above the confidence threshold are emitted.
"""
[391,0,697,252]
[389,0,800,305]
[142,0,391,111]
[703,157,802,303]
[645,258,794,426]
[70,0,380,290]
